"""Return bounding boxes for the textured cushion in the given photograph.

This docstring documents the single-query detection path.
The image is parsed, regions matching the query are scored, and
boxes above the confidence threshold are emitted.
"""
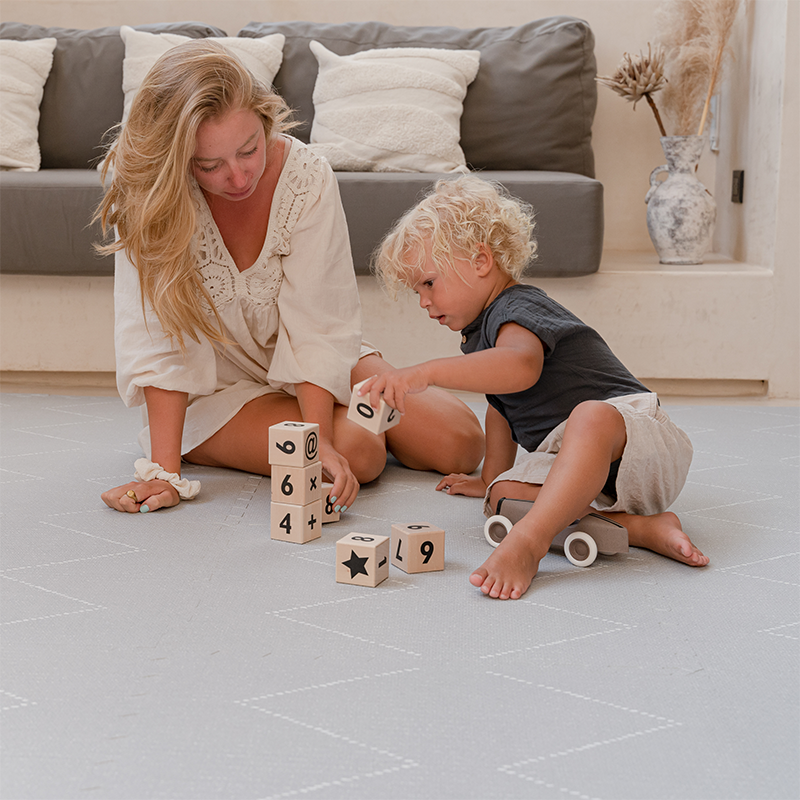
[308,41,479,173]
[0,38,56,170]
[0,22,226,169]
[239,18,597,177]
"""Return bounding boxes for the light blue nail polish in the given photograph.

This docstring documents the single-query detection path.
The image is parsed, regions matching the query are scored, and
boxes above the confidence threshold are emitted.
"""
[340,505,348,513]
[334,505,341,513]
[330,496,337,503]
[139,505,150,513]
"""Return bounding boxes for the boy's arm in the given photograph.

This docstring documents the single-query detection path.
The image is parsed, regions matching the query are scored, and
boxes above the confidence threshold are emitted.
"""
[360,322,544,414]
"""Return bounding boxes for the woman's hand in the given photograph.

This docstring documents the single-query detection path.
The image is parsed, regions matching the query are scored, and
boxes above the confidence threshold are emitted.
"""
[435,473,487,497]
[358,365,431,416]
[318,440,359,512]
[101,480,180,513]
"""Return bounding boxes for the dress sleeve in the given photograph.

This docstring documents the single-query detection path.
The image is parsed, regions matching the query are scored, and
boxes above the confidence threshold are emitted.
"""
[114,245,217,408]
[268,156,362,405]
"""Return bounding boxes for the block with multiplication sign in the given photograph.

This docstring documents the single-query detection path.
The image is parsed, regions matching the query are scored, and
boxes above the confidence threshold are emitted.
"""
[335,533,389,587]
[322,482,340,523]
[347,379,401,435]
[271,500,323,544]
[271,462,322,506]
[268,421,319,467]
[390,523,445,573]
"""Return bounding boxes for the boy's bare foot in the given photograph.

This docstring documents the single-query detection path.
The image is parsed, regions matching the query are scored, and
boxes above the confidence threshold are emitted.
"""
[469,526,549,600]
[625,511,709,567]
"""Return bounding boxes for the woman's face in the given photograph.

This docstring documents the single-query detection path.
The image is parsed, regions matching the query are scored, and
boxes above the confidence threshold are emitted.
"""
[192,107,267,201]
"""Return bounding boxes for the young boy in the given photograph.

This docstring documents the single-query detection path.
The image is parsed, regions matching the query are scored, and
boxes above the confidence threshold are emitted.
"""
[360,176,708,600]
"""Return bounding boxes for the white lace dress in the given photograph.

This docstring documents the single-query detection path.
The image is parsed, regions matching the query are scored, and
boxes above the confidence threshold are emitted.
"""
[114,138,363,457]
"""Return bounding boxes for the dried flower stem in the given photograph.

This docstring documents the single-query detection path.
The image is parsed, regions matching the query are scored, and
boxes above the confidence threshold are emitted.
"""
[646,93,668,137]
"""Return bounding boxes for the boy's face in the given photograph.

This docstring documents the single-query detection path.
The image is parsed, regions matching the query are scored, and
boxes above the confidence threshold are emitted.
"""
[408,247,489,332]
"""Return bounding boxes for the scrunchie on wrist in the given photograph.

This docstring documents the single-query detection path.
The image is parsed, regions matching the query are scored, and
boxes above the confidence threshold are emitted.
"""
[134,458,201,500]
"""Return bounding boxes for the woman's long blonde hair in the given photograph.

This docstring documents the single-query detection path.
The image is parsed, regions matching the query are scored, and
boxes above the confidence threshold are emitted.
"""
[96,39,293,348]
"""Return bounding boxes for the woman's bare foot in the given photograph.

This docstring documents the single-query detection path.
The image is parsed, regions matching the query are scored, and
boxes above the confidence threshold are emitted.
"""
[469,526,549,600]
[624,511,709,567]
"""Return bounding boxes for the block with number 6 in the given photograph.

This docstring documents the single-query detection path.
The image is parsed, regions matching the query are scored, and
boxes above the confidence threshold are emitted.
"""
[268,421,319,467]
[335,532,389,587]
[271,500,322,544]
[347,379,401,435]
[391,523,445,573]
[271,462,322,506]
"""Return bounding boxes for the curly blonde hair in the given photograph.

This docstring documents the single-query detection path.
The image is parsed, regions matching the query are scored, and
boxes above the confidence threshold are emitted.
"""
[373,176,537,296]
[95,39,294,348]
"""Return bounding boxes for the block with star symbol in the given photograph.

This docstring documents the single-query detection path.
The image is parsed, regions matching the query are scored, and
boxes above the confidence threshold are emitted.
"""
[271,499,323,544]
[335,532,390,587]
[390,523,445,573]
[271,462,322,506]
[347,379,401,435]
[268,421,320,468]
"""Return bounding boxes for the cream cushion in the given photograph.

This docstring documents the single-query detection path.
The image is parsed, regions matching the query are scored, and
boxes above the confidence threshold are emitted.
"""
[308,41,480,173]
[0,37,57,170]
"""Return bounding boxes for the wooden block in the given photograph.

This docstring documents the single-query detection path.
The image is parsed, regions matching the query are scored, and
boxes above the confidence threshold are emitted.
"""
[268,421,319,467]
[347,379,401,435]
[390,523,445,573]
[335,532,390,587]
[271,500,322,544]
[271,462,322,506]
[322,483,341,523]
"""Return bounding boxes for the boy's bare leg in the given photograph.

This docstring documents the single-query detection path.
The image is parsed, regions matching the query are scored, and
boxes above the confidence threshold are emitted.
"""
[353,354,485,474]
[473,402,707,600]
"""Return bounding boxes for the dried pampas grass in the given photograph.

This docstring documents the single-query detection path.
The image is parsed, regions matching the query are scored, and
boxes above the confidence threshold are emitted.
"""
[656,0,740,136]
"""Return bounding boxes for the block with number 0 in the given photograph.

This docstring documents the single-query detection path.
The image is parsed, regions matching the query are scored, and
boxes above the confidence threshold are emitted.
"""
[347,379,401,435]
[268,421,320,467]
[271,462,322,506]
[271,500,323,544]
[335,532,389,587]
[391,523,445,573]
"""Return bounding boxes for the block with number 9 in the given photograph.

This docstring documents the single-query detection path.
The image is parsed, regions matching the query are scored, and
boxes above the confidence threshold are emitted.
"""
[268,421,320,467]
[347,379,401,435]
[335,532,389,587]
[391,523,445,573]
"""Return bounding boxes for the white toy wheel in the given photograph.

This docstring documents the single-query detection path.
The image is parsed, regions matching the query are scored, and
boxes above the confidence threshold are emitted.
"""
[564,531,598,567]
[484,515,512,548]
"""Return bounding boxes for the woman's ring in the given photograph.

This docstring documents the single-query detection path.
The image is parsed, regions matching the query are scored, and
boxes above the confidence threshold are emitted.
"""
[126,489,139,503]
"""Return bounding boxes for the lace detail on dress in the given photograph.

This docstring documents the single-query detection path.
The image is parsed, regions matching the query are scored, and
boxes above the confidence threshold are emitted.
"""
[192,140,323,313]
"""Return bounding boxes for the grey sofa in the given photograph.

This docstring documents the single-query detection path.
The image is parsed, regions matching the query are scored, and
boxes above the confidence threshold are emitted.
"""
[0,17,602,278]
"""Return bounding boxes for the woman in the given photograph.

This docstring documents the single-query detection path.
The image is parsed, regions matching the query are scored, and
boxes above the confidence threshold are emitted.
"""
[98,40,484,514]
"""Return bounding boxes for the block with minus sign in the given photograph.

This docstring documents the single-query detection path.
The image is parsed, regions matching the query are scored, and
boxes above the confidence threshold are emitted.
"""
[335,532,389,587]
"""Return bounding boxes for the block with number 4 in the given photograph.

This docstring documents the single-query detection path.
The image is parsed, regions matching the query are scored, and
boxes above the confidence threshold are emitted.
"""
[271,500,322,544]
[268,421,319,467]
[271,462,322,506]
[335,532,389,587]
[391,523,445,573]
[347,379,401,435]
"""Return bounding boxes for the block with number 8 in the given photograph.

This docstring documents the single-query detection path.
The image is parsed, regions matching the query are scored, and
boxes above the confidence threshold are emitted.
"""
[271,500,323,544]
[347,379,401,435]
[268,421,319,467]
[271,462,322,506]
[391,523,445,573]
[335,532,389,587]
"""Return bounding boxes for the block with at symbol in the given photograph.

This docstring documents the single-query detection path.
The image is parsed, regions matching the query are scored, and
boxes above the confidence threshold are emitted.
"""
[268,421,320,467]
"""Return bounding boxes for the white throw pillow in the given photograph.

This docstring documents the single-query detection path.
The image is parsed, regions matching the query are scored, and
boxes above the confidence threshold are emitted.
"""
[119,27,286,126]
[308,41,480,173]
[0,38,57,171]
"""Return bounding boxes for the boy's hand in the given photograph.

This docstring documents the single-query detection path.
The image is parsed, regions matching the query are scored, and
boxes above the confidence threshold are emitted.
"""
[358,365,431,415]
[435,473,487,497]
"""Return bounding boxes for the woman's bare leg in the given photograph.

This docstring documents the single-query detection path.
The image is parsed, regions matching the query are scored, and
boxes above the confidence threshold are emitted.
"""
[353,354,485,474]
[184,393,386,483]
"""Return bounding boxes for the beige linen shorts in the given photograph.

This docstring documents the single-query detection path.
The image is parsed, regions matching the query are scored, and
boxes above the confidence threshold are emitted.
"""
[484,392,693,518]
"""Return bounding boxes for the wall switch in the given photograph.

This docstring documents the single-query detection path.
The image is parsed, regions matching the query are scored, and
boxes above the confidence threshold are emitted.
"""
[731,170,745,203]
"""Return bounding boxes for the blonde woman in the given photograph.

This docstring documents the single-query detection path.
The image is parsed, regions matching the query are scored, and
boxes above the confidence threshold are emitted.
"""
[99,40,483,515]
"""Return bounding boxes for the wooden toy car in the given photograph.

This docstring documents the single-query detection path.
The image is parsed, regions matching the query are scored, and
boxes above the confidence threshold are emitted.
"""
[484,497,629,567]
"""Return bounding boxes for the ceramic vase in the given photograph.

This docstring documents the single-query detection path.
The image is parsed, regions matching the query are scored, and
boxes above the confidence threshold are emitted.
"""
[645,135,716,265]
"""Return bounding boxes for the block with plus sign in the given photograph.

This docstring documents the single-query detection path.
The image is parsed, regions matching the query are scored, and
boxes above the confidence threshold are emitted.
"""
[347,379,401,435]
[268,421,320,467]
[271,500,322,544]
[271,462,322,506]
[390,523,445,573]
[335,532,389,587]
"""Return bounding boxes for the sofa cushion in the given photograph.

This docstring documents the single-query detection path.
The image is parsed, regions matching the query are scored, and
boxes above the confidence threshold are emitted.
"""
[239,18,597,177]
[0,21,226,169]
